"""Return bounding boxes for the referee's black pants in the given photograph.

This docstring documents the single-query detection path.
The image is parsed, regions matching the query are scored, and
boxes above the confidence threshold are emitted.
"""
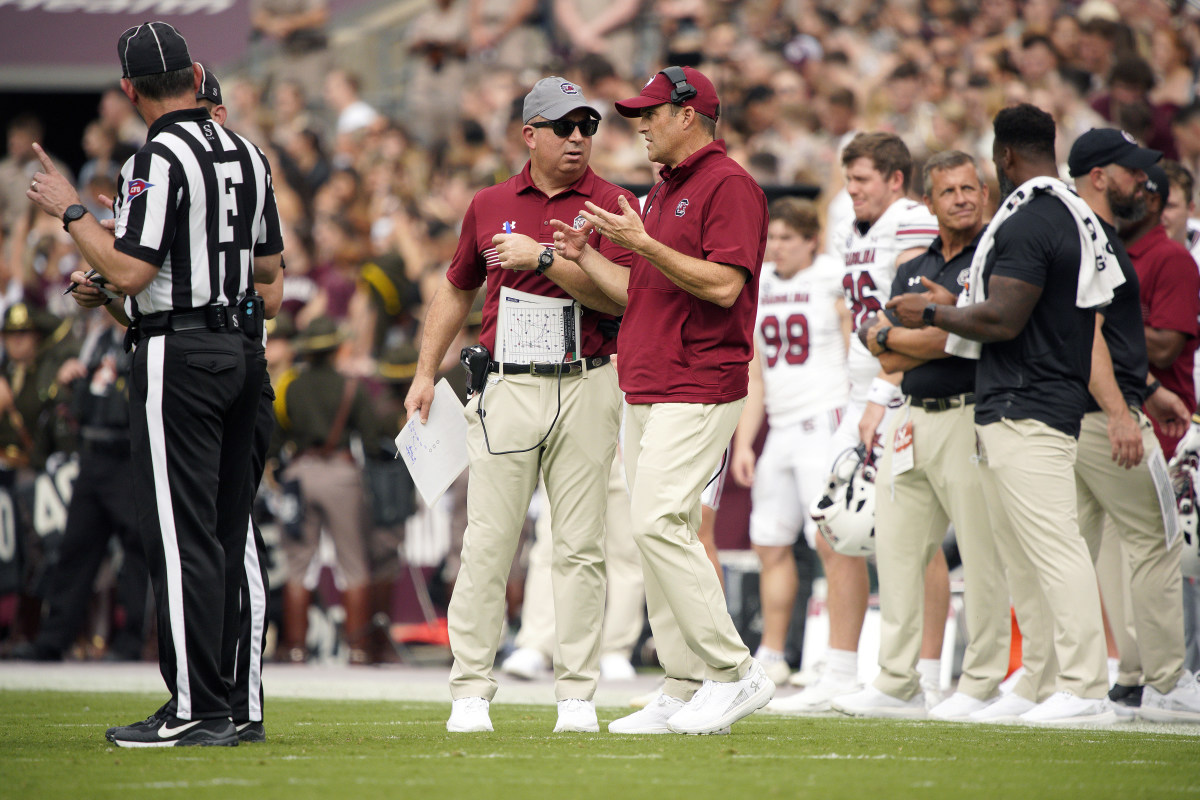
[230,373,274,725]
[130,328,265,721]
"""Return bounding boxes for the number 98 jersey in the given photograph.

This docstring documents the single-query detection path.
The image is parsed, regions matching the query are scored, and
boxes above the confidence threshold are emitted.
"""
[838,198,938,400]
[755,254,849,426]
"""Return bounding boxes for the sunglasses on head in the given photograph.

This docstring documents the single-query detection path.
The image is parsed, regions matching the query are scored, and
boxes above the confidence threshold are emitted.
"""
[530,118,599,137]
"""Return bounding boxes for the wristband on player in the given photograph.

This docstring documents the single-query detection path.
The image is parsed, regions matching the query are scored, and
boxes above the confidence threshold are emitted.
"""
[867,377,901,407]
[1146,379,1162,396]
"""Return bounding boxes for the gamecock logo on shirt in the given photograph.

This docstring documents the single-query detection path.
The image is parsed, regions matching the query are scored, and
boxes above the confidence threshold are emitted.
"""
[676,199,689,217]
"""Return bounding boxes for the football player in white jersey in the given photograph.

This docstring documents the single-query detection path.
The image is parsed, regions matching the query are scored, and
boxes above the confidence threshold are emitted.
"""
[770,133,949,713]
[731,197,850,685]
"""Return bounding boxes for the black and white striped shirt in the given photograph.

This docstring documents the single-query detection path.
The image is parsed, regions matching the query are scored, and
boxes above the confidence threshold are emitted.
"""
[113,107,284,317]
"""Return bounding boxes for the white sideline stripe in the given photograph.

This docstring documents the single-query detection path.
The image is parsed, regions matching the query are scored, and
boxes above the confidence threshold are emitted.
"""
[243,517,266,721]
[146,337,191,719]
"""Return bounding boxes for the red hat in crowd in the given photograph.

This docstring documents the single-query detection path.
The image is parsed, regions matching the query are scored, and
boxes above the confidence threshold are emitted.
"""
[615,66,720,122]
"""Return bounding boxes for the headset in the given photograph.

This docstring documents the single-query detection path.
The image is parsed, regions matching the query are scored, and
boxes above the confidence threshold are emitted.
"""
[659,66,697,105]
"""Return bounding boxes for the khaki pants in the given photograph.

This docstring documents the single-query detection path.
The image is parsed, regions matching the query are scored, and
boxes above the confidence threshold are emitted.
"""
[874,401,1011,701]
[624,400,752,700]
[1074,410,1186,694]
[448,364,621,701]
[976,418,1108,701]
[514,451,646,661]
[282,455,369,587]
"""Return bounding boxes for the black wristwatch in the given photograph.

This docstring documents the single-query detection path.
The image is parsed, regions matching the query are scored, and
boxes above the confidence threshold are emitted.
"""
[535,247,554,276]
[876,326,891,352]
[62,204,88,232]
[922,303,938,327]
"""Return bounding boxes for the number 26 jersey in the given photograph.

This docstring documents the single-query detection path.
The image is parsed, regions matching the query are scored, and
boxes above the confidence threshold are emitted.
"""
[755,254,849,426]
[838,198,937,400]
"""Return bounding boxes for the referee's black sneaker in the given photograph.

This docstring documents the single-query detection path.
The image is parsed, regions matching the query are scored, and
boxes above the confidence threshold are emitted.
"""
[107,711,238,747]
[105,702,171,742]
[235,721,266,743]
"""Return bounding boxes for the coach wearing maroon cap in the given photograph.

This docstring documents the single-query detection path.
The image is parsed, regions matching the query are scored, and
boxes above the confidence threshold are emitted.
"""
[405,76,636,735]
[552,66,774,736]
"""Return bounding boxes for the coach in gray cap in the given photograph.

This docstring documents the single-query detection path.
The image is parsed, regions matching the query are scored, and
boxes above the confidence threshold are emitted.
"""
[405,75,636,735]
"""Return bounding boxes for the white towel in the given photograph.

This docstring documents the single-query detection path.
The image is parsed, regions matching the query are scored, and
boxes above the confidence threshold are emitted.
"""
[944,175,1125,358]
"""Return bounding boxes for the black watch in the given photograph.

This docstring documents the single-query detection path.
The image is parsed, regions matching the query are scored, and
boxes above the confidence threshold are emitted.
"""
[535,247,554,276]
[62,204,88,232]
[876,326,891,352]
[922,303,938,326]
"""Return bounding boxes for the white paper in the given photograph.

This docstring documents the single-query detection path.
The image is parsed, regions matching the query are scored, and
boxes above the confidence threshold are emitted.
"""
[1149,448,1181,549]
[496,287,580,364]
[395,379,469,506]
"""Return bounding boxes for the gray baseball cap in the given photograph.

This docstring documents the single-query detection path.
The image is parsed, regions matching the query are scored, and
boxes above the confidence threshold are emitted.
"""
[522,77,601,124]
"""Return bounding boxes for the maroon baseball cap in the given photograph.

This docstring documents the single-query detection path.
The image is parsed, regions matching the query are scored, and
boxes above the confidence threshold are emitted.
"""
[615,67,720,121]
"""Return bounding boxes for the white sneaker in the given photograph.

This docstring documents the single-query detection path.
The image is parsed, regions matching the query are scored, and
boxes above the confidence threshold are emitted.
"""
[929,692,994,721]
[447,697,493,732]
[1019,691,1116,725]
[500,648,548,680]
[554,699,599,732]
[600,653,637,682]
[667,660,775,735]
[968,693,1036,724]
[610,693,695,734]
[922,686,946,711]
[1139,672,1200,723]
[831,686,927,719]
[766,672,860,714]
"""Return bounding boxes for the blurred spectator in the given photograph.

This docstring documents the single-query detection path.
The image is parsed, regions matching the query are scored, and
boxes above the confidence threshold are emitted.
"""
[251,0,331,91]
[552,0,646,76]
[1091,55,1178,158]
[405,0,471,147]
[467,0,549,75]
[96,87,145,153]
[0,116,73,250]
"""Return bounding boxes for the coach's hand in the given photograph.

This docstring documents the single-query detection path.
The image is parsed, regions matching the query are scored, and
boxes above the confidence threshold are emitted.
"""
[26,143,80,220]
[1106,407,1144,469]
[550,216,593,262]
[404,374,437,426]
[492,232,542,271]
[1145,383,1189,441]
[730,443,757,488]
[578,195,646,253]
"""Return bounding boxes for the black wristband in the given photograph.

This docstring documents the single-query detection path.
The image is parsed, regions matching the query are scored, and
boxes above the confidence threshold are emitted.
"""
[921,304,937,326]
[1147,379,1162,396]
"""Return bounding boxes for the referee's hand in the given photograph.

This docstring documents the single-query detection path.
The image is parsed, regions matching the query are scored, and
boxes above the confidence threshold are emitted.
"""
[26,143,80,220]
[66,270,110,309]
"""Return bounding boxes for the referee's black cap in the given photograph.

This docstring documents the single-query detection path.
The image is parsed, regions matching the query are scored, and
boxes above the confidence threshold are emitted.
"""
[1068,128,1161,177]
[196,62,222,106]
[118,21,192,79]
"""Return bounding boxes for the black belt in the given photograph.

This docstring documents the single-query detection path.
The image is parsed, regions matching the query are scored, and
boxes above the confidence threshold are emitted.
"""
[911,392,975,412]
[134,305,242,340]
[487,355,610,375]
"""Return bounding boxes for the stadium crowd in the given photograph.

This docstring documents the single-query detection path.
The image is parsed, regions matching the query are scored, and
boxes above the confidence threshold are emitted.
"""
[2,0,1200,732]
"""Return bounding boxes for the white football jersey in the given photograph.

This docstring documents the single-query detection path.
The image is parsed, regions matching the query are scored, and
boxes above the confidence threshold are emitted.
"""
[755,254,849,425]
[838,197,938,399]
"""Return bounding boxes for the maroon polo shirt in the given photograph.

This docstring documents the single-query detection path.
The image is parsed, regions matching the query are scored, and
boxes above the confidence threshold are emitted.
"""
[1127,223,1200,454]
[446,162,637,358]
[618,140,769,404]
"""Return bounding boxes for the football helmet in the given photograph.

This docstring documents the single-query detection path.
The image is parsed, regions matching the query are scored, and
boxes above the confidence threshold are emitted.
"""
[810,444,877,557]
[1172,453,1200,579]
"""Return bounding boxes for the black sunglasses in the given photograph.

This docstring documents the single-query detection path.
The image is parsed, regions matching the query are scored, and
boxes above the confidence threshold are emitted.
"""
[530,118,599,137]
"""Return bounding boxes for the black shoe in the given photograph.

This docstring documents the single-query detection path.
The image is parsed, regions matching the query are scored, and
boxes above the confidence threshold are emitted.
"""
[1108,683,1143,718]
[108,713,238,748]
[235,721,266,743]
[105,702,172,742]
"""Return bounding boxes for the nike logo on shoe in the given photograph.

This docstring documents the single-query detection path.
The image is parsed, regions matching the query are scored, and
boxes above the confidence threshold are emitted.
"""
[158,720,203,738]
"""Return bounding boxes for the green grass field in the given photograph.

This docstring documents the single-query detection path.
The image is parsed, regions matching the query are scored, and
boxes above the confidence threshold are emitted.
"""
[2,690,1196,800]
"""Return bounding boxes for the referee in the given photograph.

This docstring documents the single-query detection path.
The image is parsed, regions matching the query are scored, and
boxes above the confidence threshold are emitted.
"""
[28,21,283,747]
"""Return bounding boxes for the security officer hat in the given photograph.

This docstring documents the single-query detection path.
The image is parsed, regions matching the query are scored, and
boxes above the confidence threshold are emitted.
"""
[2,303,40,334]
[378,342,419,382]
[265,310,297,341]
[294,316,347,354]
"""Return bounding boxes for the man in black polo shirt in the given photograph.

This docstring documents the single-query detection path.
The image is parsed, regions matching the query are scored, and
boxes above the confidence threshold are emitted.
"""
[833,151,1012,721]
[889,105,1117,725]
[1069,130,1200,723]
